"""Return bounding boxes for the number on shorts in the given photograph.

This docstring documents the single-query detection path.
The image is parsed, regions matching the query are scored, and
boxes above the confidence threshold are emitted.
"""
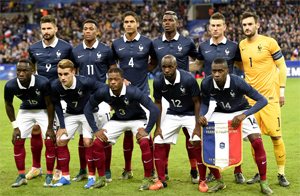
[277,117,280,127]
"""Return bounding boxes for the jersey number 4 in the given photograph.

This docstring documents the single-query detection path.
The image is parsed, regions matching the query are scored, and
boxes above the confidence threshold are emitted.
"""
[128,57,134,67]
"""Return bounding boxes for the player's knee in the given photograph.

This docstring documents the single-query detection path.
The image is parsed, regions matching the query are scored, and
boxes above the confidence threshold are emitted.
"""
[83,138,93,147]
[56,139,68,147]
[272,137,283,145]
[31,125,41,134]
[139,139,149,151]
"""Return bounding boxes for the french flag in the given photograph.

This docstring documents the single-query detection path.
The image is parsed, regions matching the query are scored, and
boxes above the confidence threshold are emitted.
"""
[202,121,242,171]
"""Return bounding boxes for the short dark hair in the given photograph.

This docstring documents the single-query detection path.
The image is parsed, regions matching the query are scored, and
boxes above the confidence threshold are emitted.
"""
[124,11,139,22]
[57,59,74,71]
[83,19,98,29]
[210,12,225,24]
[18,59,33,67]
[212,57,228,68]
[40,15,56,27]
[164,10,178,22]
[240,12,260,24]
[108,67,124,78]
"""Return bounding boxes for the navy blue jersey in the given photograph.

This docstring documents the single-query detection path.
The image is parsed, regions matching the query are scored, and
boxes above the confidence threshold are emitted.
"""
[71,40,116,83]
[199,74,267,117]
[197,38,242,76]
[153,69,200,116]
[85,83,159,133]
[28,37,73,83]
[4,75,51,109]
[111,34,157,95]
[51,75,102,129]
[152,33,198,72]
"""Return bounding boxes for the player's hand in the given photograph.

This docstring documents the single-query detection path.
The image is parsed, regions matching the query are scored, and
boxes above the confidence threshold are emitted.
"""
[136,128,148,141]
[95,129,108,143]
[279,96,285,107]
[231,114,246,129]
[56,128,68,141]
[153,127,164,140]
[12,128,21,145]
[192,124,201,139]
[124,79,131,86]
[198,115,208,127]
[46,128,56,145]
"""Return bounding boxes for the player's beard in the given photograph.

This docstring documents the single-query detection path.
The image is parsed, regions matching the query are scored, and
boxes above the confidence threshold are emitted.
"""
[43,33,55,41]
[244,29,256,38]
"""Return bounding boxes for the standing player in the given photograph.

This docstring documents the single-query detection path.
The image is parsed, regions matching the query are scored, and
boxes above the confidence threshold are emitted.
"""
[51,59,103,188]
[149,55,201,190]
[189,12,245,184]
[152,10,199,183]
[111,11,158,180]
[28,15,73,181]
[197,57,272,194]
[84,67,160,190]
[4,59,56,187]
[239,12,290,187]
[71,19,117,183]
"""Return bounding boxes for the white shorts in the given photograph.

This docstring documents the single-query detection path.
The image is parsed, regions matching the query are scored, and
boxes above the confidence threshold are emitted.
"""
[102,119,149,145]
[59,113,95,140]
[154,114,201,145]
[17,109,49,139]
[208,110,261,141]
[77,102,111,135]
[160,97,169,123]
[53,99,67,128]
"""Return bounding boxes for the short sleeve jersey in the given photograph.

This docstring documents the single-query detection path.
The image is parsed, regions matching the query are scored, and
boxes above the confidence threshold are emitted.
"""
[4,75,51,109]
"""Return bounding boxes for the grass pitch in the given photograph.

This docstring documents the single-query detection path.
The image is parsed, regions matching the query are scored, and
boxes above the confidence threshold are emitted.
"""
[0,79,299,196]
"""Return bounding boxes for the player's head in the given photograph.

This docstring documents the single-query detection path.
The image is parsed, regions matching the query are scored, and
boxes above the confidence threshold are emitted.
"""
[57,59,75,87]
[163,11,179,33]
[107,67,124,94]
[240,12,260,38]
[16,59,34,86]
[161,54,177,82]
[209,12,226,39]
[40,15,57,41]
[123,11,139,34]
[83,19,99,42]
[212,57,228,88]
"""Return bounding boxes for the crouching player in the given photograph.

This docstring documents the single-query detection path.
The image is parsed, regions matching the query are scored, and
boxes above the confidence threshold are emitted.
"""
[84,67,159,190]
[149,55,201,190]
[197,57,273,195]
[4,59,56,187]
[50,59,103,188]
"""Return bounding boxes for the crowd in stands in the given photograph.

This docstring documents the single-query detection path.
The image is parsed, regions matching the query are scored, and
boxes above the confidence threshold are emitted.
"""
[1,0,299,64]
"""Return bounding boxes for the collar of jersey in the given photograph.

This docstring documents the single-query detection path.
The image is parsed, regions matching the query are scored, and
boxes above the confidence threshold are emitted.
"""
[109,82,126,97]
[62,76,76,90]
[17,74,35,89]
[209,37,227,45]
[213,74,230,90]
[162,32,180,42]
[83,39,99,49]
[123,33,140,42]
[164,69,180,85]
[42,36,58,48]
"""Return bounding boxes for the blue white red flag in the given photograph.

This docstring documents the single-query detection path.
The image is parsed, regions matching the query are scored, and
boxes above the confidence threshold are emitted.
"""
[202,121,243,171]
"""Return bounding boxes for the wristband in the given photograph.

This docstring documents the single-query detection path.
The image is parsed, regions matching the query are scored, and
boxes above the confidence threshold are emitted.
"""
[12,121,18,129]
[280,88,285,97]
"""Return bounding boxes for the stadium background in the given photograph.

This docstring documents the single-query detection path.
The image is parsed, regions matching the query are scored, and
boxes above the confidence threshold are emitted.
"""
[0,0,299,195]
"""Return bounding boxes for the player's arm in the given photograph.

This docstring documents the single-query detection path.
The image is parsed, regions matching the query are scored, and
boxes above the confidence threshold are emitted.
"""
[148,58,158,72]
[189,59,204,72]
[234,61,244,72]
[154,98,163,140]
[275,56,287,107]
[44,95,55,144]
[192,95,201,138]
[5,100,22,144]
[198,83,210,126]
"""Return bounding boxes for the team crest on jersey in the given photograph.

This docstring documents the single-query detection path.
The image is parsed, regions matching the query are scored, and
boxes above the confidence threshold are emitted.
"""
[56,50,61,60]
[96,51,102,62]
[124,98,129,106]
[180,85,187,96]
[35,89,41,97]
[176,44,183,54]
[258,44,262,52]
[230,90,235,98]
[78,89,83,97]
[137,44,144,54]
[225,48,230,56]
